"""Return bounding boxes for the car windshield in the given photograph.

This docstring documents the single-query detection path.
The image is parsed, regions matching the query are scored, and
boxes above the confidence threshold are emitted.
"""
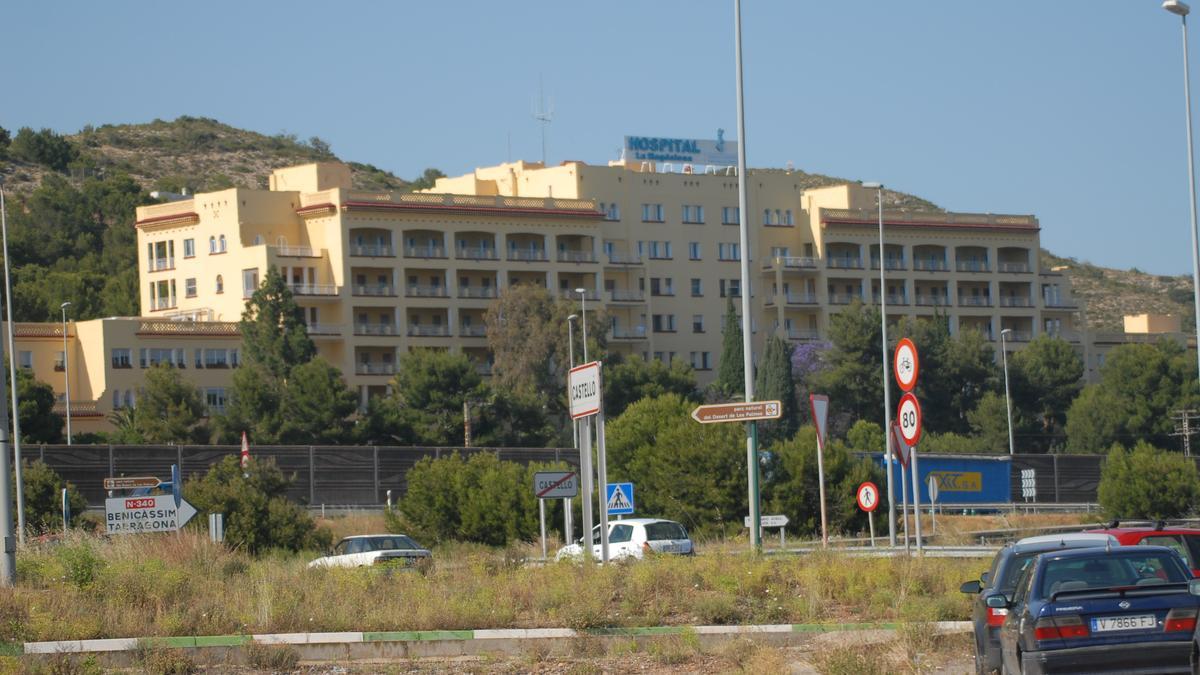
[999,552,1039,592]
[1040,553,1189,597]
[345,536,420,554]
[645,521,687,541]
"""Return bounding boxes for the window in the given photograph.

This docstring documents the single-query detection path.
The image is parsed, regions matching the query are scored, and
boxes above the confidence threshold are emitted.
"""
[218,234,227,253]
[682,204,704,224]
[205,388,227,414]
[718,243,740,261]
[692,314,705,333]
[242,268,259,298]
[141,348,178,368]
[609,524,634,544]
[215,275,224,294]
[17,351,31,369]
[111,348,132,369]
[688,242,701,260]
[204,349,230,368]
[785,209,794,225]
[641,203,664,222]
[722,206,739,224]
[183,238,195,258]
[185,278,197,298]
[54,351,65,371]
[209,236,216,254]
[124,390,136,408]
[652,314,676,332]
[650,278,674,296]
[112,389,122,409]
[691,278,703,297]
[690,352,712,370]
[720,279,742,297]
[599,202,620,221]
[648,241,672,259]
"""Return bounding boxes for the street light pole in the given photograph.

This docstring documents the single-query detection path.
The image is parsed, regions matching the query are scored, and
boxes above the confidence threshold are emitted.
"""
[565,313,578,543]
[863,182,896,547]
[0,189,23,544]
[60,302,72,445]
[575,288,588,363]
[1164,0,1200,392]
[1001,328,1016,456]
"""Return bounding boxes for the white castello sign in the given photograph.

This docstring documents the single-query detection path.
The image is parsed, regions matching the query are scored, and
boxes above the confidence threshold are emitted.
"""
[568,361,602,419]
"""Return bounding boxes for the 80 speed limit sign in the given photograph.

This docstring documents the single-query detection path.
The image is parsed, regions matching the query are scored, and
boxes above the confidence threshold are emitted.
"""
[856,482,880,512]
[896,392,923,446]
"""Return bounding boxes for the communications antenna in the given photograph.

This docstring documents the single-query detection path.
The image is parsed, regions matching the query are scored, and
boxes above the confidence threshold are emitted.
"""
[1171,409,1200,456]
[532,76,554,165]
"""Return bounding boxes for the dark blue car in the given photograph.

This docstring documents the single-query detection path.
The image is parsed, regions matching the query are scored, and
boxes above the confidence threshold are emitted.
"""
[995,546,1200,674]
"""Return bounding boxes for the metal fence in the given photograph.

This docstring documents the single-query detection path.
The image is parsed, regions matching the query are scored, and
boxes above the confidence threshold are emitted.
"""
[30,445,578,508]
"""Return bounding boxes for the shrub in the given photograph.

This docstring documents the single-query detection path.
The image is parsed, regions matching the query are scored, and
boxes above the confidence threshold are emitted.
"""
[8,127,77,171]
[1099,441,1200,519]
[16,460,88,534]
[184,455,330,554]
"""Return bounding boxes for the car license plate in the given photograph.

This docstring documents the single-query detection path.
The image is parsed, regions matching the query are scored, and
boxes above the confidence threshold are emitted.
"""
[1090,614,1157,632]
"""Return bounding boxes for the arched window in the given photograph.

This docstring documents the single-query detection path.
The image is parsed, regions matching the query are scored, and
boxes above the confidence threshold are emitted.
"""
[218,234,227,253]
[253,235,264,246]
[276,235,288,246]
[125,390,135,408]
[209,236,216,254]
[216,275,224,294]
[112,389,121,409]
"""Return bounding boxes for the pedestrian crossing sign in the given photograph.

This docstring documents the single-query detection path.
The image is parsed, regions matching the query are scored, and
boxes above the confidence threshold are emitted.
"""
[605,482,635,515]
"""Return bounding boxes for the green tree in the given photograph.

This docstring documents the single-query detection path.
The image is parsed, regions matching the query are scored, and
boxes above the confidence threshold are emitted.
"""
[11,367,63,443]
[1098,442,1200,520]
[15,460,88,534]
[389,349,485,445]
[131,364,208,443]
[967,391,1027,454]
[184,455,330,553]
[844,420,885,454]
[1010,335,1084,451]
[813,300,881,425]
[603,354,699,419]
[606,394,746,533]
[472,386,556,448]
[716,298,745,398]
[755,334,800,444]
[765,426,883,536]
[1064,385,1125,454]
[8,127,77,171]
[239,267,315,380]
[278,358,358,444]
[406,168,447,192]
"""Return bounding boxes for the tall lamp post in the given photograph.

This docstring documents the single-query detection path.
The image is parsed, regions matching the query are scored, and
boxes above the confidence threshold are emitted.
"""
[862,181,897,547]
[1000,328,1016,456]
[60,301,72,445]
[565,313,578,543]
[0,188,22,544]
[575,289,589,362]
[1164,0,1200,391]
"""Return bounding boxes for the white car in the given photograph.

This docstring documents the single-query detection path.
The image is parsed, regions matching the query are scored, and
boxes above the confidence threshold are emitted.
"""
[556,518,694,561]
[308,534,432,569]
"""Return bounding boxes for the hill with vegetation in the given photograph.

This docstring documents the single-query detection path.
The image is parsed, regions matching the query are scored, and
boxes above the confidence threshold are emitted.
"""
[0,116,1186,330]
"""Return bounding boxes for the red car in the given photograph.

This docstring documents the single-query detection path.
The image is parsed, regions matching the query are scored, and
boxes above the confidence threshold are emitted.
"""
[1086,521,1200,576]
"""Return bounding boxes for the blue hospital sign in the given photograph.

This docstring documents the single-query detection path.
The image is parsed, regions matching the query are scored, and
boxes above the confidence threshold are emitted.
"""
[624,131,738,166]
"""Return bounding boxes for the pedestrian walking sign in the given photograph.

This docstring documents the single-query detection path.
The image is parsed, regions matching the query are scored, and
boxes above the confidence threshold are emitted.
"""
[605,482,634,515]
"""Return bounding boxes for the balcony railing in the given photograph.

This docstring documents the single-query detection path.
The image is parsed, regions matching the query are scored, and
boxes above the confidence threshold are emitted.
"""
[872,294,909,305]
[1044,299,1078,309]
[557,250,597,263]
[460,325,487,337]
[609,290,645,302]
[999,296,1033,308]
[869,258,907,271]
[826,257,863,270]
[956,261,991,273]
[786,329,822,341]
[355,363,396,376]
[1003,330,1034,343]
[350,244,393,257]
[458,287,498,299]
[958,296,992,307]
[152,297,177,310]
[784,292,818,305]
[288,283,338,296]
[561,289,600,301]
[408,325,451,337]
[274,245,319,257]
[508,249,548,262]
[606,252,643,265]
[352,284,396,297]
[913,259,949,272]
[149,257,174,272]
[772,256,818,269]
[828,293,861,305]
[915,295,951,307]
[405,245,446,259]
[998,262,1031,273]
[610,326,647,340]
[355,324,398,336]
[406,285,449,298]
[304,323,343,336]
[456,247,499,261]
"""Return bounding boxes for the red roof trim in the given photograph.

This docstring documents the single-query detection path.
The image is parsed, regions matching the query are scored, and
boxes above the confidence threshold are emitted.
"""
[296,203,337,216]
[338,201,604,220]
[823,216,1040,232]
[134,212,200,228]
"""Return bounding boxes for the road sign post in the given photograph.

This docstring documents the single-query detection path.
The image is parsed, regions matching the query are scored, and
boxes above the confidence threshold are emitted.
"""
[810,394,830,548]
[534,471,580,559]
[857,482,879,548]
[569,362,601,561]
[928,474,938,535]
[891,422,911,552]
[910,447,923,555]
[744,514,789,548]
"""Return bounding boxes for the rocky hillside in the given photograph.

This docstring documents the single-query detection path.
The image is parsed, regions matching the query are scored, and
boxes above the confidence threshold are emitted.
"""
[1042,250,1195,332]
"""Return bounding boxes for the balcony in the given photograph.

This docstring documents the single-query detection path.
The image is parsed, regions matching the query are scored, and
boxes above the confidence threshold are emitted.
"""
[776,256,818,270]
[609,290,645,303]
[149,257,174,272]
[352,284,396,297]
[1003,331,1034,343]
[274,245,319,258]
[1044,299,1078,309]
[828,293,862,305]
[958,296,992,307]
[355,324,398,336]
[350,244,394,257]
[869,258,907,271]
[508,249,549,262]
[460,325,487,337]
[151,297,178,310]
[826,257,863,270]
[999,296,1033,308]
[786,329,822,341]
[458,287,498,299]
[557,250,597,263]
[304,323,343,336]
[913,259,949,272]
[288,283,338,296]
[606,252,643,265]
[872,294,909,305]
[355,363,396,376]
[406,285,449,298]
[456,246,499,261]
[405,245,446,259]
[956,261,991,273]
[408,325,451,337]
[784,292,818,305]
[915,295,951,307]
[560,289,600,301]
[998,262,1031,273]
[610,326,647,340]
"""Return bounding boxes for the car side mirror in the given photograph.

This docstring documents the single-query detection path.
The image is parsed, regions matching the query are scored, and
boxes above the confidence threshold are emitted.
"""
[980,571,990,584]
[1189,579,1200,597]
[985,594,1009,609]
[960,580,982,594]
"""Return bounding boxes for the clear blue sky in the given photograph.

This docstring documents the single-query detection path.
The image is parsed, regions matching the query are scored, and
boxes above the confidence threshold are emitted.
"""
[2,1,1195,274]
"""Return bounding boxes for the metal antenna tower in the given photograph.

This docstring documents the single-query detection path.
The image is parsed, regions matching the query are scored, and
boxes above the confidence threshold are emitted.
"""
[532,77,554,165]
[1172,409,1200,456]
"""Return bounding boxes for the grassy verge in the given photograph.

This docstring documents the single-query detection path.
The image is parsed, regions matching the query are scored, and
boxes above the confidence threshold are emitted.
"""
[3,531,982,643]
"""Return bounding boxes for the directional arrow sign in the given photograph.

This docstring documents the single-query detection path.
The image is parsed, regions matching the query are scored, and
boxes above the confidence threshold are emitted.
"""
[105,494,198,534]
[103,476,161,491]
[691,400,782,424]
[744,514,789,528]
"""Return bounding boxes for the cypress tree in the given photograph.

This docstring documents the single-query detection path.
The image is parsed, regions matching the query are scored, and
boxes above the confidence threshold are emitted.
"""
[755,334,800,444]
[717,298,744,398]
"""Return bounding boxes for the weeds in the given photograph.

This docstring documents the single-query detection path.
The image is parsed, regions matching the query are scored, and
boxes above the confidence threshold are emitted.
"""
[244,642,300,671]
[133,641,196,675]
